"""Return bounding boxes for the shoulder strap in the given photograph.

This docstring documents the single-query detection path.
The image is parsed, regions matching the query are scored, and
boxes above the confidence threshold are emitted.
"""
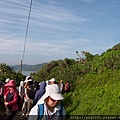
[38,104,44,120]
[59,104,63,120]
[38,103,63,120]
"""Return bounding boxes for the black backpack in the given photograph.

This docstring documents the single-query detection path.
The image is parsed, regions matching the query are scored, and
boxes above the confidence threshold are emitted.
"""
[27,85,36,99]
[33,81,39,91]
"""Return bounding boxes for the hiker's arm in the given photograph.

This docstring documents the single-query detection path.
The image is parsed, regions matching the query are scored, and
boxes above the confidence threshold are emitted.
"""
[4,91,9,102]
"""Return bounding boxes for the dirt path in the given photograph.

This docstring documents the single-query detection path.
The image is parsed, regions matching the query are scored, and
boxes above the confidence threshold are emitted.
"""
[0,109,28,120]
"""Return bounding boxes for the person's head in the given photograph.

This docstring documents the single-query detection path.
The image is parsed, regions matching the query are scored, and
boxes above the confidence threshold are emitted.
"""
[25,76,31,80]
[24,76,32,84]
[45,96,60,109]
[60,80,63,83]
[39,81,46,89]
[5,78,10,83]
[67,81,69,84]
[49,78,55,85]
[39,84,64,110]
[4,80,16,92]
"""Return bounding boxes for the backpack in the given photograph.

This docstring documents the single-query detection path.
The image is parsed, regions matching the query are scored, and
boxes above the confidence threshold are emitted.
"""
[27,85,36,99]
[38,104,63,120]
[33,81,39,91]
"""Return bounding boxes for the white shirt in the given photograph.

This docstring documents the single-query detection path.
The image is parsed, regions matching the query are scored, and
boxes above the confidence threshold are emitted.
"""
[28,100,66,120]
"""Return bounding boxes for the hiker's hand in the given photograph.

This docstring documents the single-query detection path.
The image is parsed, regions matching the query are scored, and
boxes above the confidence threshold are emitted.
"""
[26,86,29,89]
[4,102,8,106]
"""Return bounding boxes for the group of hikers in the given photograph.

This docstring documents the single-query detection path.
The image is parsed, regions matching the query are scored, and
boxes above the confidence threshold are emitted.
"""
[0,76,70,120]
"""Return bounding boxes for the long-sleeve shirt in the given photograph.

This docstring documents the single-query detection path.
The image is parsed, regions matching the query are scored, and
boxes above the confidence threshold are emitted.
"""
[28,102,66,120]
[5,89,19,111]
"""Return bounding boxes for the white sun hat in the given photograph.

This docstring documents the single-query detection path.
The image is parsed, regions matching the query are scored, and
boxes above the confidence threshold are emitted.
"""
[25,76,31,80]
[49,78,55,82]
[24,76,32,83]
[39,84,64,104]
[24,79,32,83]
[5,78,10,83]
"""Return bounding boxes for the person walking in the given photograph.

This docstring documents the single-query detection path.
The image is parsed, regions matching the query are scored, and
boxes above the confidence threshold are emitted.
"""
[18,81,24,110]
[4,80,19,120]
[59,80,65,94]
[4,78,10,96]
[21,76,33,116]
[49,78,56,85]
[28,84,66,120]
[65,81,70,93]
[32,81,46,107]
[0,81,4,106]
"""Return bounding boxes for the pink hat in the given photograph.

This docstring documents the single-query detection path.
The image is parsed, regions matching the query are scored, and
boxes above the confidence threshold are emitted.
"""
[5,80,16,88]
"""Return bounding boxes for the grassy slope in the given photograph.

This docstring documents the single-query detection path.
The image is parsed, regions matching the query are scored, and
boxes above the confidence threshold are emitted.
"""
[64,70,120,115]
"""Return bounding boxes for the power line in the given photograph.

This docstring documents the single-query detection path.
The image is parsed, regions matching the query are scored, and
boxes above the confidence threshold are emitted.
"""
[22,0,32,62]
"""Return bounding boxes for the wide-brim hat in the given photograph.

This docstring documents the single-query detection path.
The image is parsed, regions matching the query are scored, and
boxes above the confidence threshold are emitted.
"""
[39,84,64,104]
[49,78,55,82]
[24,79,32,83]
[25,76,31,80]
[5,80,16,87]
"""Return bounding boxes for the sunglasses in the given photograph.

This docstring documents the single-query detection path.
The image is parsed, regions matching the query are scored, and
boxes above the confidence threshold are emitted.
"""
[49,97,59,102]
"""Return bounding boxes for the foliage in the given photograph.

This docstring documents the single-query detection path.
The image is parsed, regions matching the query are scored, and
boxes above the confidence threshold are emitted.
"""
[0,63,25,86]
[1,43,120,115]
[33,43,120,115]
[64,70,120,115]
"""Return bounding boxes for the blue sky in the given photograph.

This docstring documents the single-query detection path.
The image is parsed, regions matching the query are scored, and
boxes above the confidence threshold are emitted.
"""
[0,0,120,65]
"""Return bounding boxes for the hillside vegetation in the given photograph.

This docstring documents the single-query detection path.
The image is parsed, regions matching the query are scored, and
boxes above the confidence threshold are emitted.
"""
[0,43,120,115]
[0,63,25,85]
[33,43,120,115]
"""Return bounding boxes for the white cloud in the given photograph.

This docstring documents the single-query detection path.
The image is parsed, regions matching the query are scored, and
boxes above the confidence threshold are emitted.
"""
[0,0,119,65]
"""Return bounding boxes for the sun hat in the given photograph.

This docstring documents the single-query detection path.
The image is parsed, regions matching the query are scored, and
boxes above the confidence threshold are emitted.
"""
[39,84,64,104]
[49,78,55,82]
[24,79,32,83]
[25,76,31,80]
[24,76,32,83]
[5,80,16,88]
[5,78,10,83]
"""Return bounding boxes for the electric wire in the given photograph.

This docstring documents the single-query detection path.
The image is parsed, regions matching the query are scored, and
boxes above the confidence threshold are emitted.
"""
[22,0,32,63]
